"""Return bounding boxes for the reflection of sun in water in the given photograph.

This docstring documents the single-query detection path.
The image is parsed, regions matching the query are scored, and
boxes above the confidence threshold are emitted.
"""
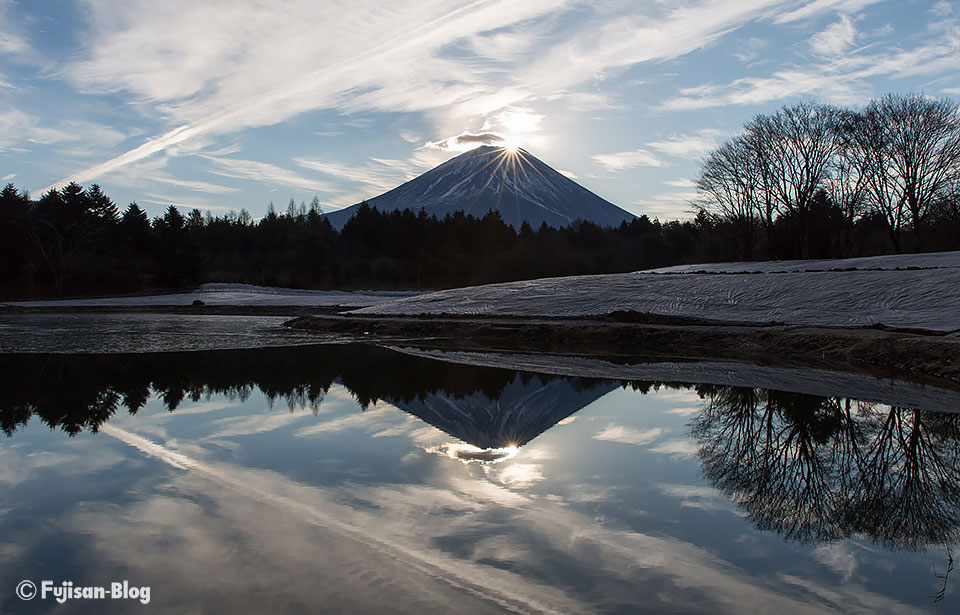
[430,442,520,464]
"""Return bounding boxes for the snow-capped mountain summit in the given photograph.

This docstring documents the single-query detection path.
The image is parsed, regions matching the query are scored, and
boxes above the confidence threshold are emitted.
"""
[324,145,635,229]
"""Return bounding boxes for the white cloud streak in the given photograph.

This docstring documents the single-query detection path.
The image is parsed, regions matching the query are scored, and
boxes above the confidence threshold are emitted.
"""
[809,16,857,58]
[43,0,883,190]
[593,424,663,446]
[201,155,335,194]
[648,130,724,159]
[661,18,960,111]
[592,149,665,171]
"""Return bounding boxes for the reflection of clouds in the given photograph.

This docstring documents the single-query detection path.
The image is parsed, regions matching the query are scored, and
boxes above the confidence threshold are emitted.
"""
[522,445,556,461]
[658,484,739,513]
[97,426,578,615]
[652,390,702,404]
[665,406,702,417]
[203,412,311,440]
[774,573,922,615]
[91,424,922,614]
[593,424,662,446]
[110,392,315,443]
[649,439,699,458]
[0,541,23,560]
[427,442,520,464]
[812,543,861,582]
[493,463,544,490]
[370,415,430,438]
[556,484,615,504]
[152,397,237,416]
[295,404,399,436]
[0,442,125,486]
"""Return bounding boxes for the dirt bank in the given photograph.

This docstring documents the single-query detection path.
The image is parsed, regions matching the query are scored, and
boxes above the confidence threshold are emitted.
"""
[284,313,960,385]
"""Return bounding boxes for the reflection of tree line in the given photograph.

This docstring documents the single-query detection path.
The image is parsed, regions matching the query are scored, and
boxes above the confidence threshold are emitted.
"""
[691,385,960,550]
[3,347,958,550]
[0,345,607,437]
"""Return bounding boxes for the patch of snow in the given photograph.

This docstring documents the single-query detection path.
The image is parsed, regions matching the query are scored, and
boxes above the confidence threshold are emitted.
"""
[354,252,960,332]
[645,251,960,274]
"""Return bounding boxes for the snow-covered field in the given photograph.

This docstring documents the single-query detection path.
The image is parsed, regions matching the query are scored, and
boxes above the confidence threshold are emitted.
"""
[6,253,959,333]
[648,250,960,274]
[354,251,960,333]
[3,283,419,308]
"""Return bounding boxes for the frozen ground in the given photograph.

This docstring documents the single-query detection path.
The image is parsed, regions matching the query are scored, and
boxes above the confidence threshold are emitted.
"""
[354,251,960,333]
[648,250,960,274]
[2,283,419,308]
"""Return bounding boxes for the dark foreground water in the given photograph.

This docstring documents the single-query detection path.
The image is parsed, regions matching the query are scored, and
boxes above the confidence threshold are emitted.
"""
[1,342,959,614]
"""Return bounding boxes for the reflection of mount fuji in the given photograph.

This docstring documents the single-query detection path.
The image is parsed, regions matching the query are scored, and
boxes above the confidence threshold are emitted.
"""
[391,375,618,449]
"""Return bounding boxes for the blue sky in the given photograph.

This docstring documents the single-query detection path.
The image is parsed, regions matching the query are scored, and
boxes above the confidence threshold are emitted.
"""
[1,0,958,221]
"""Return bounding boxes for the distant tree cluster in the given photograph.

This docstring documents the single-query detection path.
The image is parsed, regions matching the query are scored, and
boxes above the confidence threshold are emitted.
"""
[0,184,710,299]
[696,94,960,259]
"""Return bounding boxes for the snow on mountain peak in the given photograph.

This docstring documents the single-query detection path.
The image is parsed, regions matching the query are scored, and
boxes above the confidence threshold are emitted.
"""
[325,146,635,229]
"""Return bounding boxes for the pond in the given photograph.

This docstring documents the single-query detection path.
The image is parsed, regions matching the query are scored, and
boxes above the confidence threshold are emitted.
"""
[0,340,958,613]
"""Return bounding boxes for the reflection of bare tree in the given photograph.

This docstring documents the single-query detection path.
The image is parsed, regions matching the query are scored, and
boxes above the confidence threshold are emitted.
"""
[844,407,960,549]
[692,386,960,550]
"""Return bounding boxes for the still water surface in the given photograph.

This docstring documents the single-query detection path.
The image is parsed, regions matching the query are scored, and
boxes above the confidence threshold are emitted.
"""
[0,327,958,613]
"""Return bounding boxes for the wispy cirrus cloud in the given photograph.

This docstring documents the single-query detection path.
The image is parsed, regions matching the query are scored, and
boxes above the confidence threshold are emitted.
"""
[0,109,130,154]
[16,0,956,221]
[141,193,234,213]
[201,156,334,194]
[46,0,568,189]
[0,0,28,56]
[648,129,725,160]
[808,16,857,58]
[43,0,873,191]
[294,157,421,196]
[661,17,960,111]
[592,149,665,171]
[772,0,884,24]
[157,177,238,195]
[593,424,663,446]
[592,129,723,173]
[632,189,701,218]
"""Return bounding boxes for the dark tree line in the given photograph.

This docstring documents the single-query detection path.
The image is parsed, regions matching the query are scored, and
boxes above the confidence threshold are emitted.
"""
[696,94,960,259]
[0,184,711,299]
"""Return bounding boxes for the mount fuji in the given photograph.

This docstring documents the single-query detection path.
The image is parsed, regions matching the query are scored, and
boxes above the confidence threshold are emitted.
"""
[324,145,636,229]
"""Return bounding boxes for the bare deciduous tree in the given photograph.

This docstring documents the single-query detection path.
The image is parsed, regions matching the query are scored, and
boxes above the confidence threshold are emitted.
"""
[874,94,960,251]
[746,102,842,257]
[695,137,759,259]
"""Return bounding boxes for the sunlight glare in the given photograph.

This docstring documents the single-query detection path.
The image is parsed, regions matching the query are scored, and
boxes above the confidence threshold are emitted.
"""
[432,442,520,464]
